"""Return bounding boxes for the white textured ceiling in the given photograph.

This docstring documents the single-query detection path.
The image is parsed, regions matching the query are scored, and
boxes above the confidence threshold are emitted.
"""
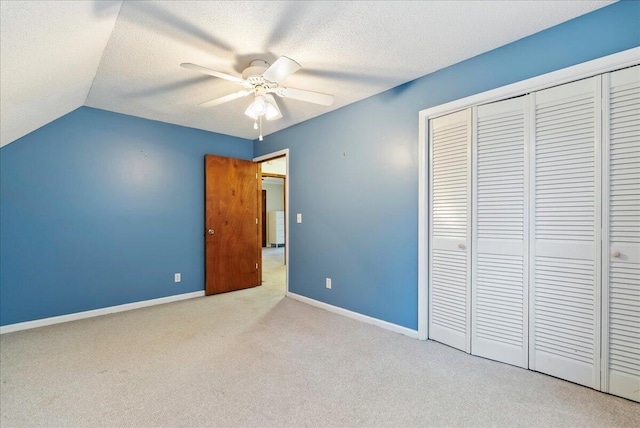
[1,1,614,147]
[0,1,121,146]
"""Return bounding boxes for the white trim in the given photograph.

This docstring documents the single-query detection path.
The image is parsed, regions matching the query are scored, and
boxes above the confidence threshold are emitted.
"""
[417,114,428,340]
[254,149,290,295]
[0,291,205,334]
[425,111,438,343]
[287,292,419,339]
[417,47,640,345]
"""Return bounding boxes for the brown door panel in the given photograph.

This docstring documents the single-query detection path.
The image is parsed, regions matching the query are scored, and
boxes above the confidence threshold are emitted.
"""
[205,155,260,295]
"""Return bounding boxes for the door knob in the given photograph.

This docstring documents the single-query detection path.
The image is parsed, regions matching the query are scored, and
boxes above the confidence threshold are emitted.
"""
[458,244,466,250]
[612,251,620,258]
[208,229,215,235]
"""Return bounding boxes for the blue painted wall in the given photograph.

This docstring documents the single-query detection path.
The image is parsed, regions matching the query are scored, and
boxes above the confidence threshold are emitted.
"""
[1,2,638,329]
[0,107,252,325]
[254,1,640,329]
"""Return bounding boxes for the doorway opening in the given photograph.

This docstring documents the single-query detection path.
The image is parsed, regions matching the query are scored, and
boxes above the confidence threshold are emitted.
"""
[254,150,289,295]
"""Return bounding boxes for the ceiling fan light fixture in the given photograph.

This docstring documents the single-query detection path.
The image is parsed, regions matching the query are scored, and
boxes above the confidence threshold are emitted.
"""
[182,56,331,136]
[264,97,281,121]
[248,94,267,116]
[245,94,282,121]
[244,105,258,120]
[265,103,279,120]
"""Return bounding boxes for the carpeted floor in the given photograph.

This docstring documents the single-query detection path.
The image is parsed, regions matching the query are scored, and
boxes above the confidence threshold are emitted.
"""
[261,246,286,293]
[1,250,639,427]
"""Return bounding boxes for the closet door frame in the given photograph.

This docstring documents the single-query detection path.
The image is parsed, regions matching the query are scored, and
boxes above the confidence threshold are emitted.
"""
[418,47,638,342]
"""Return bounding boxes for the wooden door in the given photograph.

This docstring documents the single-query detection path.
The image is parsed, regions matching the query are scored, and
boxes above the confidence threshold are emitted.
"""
[205,155,261,295]
[262,190,267,247]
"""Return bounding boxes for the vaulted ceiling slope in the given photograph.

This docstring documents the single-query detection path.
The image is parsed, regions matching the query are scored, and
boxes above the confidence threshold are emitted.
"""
[0,1,122,147]
[0,1,614,147]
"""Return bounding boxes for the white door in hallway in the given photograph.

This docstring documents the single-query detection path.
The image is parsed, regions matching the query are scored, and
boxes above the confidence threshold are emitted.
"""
[429,109,472,352]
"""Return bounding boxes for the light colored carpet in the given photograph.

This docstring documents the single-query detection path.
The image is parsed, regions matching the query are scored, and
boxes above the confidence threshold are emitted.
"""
[261,246,286,293]
[1,257,639,427]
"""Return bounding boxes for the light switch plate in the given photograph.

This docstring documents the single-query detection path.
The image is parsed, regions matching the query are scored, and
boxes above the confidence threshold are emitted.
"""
[296,213,302,223]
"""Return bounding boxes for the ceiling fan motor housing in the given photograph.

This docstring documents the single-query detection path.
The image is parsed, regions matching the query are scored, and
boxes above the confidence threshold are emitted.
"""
[242,59,270,84]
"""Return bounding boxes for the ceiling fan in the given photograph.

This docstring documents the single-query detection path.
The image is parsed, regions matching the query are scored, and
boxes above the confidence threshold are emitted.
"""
[181,57,334,140]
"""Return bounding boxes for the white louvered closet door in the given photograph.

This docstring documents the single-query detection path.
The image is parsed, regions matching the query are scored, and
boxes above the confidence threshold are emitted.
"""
[472,97,529,368]
[530,76,601,389]
[602,65,640,403]
[429,109,472,352]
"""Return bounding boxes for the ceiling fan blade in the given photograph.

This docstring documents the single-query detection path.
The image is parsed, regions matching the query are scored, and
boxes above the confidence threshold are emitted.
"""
[181,63,245,84]
[262,56,301,83]
[275,87,334,106]
[199,90,253,107]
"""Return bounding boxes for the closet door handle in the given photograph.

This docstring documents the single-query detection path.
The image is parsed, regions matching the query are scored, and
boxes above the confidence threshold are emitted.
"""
[612,251,621,258]
[458,244,466,250]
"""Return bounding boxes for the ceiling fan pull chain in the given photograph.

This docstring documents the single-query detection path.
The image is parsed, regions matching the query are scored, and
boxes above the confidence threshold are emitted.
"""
[259,116,263,141]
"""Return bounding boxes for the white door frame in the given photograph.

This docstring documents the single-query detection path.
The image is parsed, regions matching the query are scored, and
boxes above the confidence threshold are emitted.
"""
[418,47,640,341]
[254,148,290,295]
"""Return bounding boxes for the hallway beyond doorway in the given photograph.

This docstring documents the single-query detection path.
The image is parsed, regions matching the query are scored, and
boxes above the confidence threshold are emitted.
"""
[262,247,286,293]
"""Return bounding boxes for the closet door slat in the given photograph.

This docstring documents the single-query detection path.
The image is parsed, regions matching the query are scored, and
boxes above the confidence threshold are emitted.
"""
[429,109,472,352]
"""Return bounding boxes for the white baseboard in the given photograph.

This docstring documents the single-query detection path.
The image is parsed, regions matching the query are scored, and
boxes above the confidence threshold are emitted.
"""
[286,292,419,339]
[0,291,206,334]
[2,290,418,338]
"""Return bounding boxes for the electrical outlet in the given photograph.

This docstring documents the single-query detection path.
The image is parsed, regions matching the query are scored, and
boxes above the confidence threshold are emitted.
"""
[297,213,302,223]
[326,278,331,289]
[174,273,181,283]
